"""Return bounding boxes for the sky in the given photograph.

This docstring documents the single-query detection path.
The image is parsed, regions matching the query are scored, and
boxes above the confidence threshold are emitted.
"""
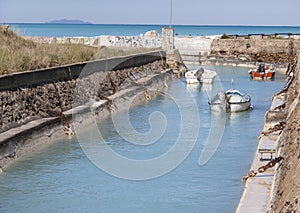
[0,0,299,26]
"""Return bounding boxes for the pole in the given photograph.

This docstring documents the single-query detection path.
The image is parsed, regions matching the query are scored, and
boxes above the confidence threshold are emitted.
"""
[170,0,173,28]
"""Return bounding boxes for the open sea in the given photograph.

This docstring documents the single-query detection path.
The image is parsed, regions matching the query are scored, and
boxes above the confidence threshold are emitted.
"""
[6,23,300,37]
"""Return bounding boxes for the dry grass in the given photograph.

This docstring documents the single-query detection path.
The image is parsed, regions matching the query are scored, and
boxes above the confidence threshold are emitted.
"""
[0,25,161,75]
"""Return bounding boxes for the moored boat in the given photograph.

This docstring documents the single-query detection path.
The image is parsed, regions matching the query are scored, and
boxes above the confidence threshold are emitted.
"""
[248,64,275,80]
[185,68,217,84]
[209,89,251,112]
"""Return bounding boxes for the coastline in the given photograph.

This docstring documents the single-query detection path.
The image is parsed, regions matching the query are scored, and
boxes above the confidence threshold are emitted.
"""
[7,23,300,37]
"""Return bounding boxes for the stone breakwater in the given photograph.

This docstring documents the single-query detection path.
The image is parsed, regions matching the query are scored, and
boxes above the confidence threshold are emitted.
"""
[0,59,167,134]
[210,38,300,65]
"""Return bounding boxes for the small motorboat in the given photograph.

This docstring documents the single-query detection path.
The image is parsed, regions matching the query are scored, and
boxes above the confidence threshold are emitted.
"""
[185,68,217,84]
[209,89,251,112]
[248,64,275,80]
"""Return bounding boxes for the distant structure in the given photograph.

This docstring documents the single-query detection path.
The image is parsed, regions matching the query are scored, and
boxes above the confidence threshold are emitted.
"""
[46,19,92,24]
[162,27,175,51]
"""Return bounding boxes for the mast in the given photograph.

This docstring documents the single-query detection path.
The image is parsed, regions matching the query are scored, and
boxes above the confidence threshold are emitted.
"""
[170,0,173,28]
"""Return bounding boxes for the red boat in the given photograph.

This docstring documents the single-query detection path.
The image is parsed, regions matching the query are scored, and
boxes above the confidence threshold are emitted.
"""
[248,64,275,80]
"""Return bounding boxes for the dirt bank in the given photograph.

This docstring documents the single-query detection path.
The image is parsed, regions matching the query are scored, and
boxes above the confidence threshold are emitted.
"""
[269,53,300,212]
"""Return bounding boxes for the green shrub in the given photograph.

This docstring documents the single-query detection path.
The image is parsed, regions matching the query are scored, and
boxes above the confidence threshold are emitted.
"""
[221,33,231,39]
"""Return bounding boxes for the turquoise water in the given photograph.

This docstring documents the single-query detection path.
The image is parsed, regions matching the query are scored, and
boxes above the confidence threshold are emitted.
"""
[0,66,285,212]
[6,23,300,37]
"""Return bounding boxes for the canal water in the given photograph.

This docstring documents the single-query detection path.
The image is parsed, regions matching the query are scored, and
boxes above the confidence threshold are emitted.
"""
[0,66,285,212]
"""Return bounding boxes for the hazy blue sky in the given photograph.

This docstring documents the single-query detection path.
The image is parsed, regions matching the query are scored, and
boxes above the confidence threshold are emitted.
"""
[1,0,299,25]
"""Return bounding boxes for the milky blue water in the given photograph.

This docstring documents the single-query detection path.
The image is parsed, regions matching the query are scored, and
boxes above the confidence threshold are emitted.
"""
[6,23,300,37]
[0,66,286,212]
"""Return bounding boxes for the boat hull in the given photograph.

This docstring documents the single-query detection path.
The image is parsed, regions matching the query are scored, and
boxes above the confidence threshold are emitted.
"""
[229,101,251,112]
[249,70,275,80]
[209,89,252,113]
[186,78,200,84]
[199,70,217,84]
[185,69,216,84]
[209,103,226,112]
[185,70,199,84]
[209,101,251,112]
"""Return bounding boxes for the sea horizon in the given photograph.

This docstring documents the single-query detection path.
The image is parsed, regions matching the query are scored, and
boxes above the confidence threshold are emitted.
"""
[2,21,300,27]
[3,22,300,37]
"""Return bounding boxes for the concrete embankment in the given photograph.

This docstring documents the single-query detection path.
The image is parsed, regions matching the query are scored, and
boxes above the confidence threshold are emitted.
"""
[237,53,300,212]
[269,53,300,212]
[0,51,173,169]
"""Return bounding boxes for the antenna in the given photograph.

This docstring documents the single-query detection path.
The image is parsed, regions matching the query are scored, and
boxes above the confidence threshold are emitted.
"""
[170,0,173,28]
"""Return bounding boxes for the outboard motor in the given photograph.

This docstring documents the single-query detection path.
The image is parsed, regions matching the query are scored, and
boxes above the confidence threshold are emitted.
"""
[258,64,265,73]
[196,68,205,82]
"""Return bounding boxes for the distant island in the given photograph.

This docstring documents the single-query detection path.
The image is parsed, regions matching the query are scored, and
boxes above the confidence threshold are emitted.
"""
[46,19,92,24]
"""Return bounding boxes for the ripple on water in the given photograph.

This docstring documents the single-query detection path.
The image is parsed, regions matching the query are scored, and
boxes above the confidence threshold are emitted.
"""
[0,66,285,213]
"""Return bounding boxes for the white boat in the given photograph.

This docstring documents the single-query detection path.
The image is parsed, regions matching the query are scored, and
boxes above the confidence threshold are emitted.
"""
[209,89,251,112]
[185,68,217,84]
[185,69,201,84]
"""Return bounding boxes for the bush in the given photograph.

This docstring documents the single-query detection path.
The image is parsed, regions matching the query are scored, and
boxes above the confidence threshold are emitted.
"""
[221,33,231,39]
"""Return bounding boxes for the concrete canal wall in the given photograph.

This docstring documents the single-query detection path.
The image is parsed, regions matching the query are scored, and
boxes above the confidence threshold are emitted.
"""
[269,53,300,212]
[0,51,170,168]
[237,53,300,212]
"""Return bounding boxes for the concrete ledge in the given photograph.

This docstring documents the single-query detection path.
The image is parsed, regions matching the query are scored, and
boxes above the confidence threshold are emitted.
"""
[0,69,173,169]
[236,89,286,212]
[265,93,287,124]
[237,133,280,213]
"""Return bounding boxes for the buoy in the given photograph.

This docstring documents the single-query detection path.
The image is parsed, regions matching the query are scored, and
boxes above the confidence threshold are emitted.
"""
[0,167,3,175]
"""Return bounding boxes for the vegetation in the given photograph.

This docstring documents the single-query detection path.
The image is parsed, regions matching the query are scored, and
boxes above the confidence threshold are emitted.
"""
[220,33,232,39]
[0,25,160,75]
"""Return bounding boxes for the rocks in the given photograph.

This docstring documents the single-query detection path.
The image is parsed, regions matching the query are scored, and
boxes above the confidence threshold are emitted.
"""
[0,60,166,133]
[211,38,300,64]
[144,30,159,38]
